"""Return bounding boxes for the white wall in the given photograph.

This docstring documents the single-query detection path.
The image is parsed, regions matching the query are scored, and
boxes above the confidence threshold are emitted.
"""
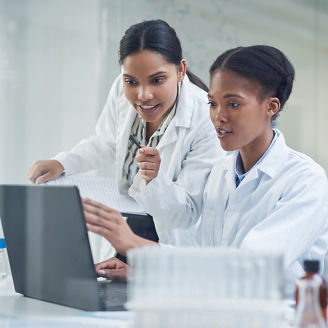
[0,0,101,183]
[1,0,327,184]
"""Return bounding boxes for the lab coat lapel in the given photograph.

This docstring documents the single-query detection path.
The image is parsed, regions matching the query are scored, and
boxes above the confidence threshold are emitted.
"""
[157,78,192,151]
[116,104,137,187]
[156,121,178,150]
[224,154,238,193]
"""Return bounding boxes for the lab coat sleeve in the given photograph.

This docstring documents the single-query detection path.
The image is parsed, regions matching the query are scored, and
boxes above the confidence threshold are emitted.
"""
[129,116,224,230]
[54,76,121,174]
[240,166,328,269]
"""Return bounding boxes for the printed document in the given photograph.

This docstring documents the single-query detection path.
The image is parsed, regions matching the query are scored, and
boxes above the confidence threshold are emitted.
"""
[47,174,147,215]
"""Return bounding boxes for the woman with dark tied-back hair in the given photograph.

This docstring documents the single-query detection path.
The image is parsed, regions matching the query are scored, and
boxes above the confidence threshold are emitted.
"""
[82,45,328,298]
[28,20,225,260]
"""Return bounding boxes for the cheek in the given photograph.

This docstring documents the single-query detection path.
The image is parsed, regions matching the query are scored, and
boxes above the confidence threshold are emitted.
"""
[122,87,134,103]
[160,80,178,102]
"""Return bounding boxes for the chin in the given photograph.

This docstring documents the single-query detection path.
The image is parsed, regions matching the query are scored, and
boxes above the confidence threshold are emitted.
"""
[220,142,237,152]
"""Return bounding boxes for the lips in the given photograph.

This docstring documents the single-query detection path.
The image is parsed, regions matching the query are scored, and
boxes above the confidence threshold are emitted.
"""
[216,127,232,138]
[137,104,159,113]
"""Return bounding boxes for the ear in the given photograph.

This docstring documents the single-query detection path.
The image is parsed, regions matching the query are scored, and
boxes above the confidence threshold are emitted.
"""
[267,97,280,118]
[177,59,187,82]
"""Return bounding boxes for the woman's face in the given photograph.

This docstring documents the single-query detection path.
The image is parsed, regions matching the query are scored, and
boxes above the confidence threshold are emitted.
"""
[122,50,185,126]
[208,69,277,152]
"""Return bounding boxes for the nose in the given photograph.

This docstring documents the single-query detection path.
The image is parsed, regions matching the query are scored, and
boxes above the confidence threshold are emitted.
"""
[137,85,153,101]
[214,105,228,124]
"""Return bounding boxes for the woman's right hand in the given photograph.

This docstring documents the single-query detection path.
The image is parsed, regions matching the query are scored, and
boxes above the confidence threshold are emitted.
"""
[27,160,64,184]
[95,257,128,282]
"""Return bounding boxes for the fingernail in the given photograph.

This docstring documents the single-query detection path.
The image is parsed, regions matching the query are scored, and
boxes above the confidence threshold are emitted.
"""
[98,270,105,275]
[139,148,145,153]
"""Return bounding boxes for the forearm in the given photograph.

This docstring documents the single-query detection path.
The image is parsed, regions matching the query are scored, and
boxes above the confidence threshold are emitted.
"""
[55,136,115,174]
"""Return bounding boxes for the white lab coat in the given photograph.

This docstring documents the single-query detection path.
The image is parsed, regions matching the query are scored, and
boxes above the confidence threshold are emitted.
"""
[197,130,328,298]
[55,74,225,246]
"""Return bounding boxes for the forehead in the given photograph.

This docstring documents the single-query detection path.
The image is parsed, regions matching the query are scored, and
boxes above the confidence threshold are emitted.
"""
[209,69,262,97]
[122,50,174,75]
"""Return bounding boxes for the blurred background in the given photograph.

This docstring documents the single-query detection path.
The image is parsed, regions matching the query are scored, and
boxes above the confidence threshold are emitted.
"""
[0,0,327,183]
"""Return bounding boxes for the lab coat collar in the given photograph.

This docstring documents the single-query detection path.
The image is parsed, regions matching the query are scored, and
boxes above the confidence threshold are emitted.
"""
[117,103,138,184]
[224,129,289,190]
[173,74,194,128]
[157,75,196,150]
[256,129,289,178]
[224,155,238,193]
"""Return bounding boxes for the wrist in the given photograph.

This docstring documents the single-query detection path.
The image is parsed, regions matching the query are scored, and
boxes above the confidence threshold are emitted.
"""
[133,235,157,249]
[125,235,157,255]
[54,160,65,174]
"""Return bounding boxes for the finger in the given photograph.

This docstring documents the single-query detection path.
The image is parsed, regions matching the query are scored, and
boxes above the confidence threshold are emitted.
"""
[27,169,40,183]
[138,147,159,156]
[83,204,121,226]
[86,222,112,239]
[35,172,51,184]
[96,258,124,270]
[138,161,158,171]
[82,198,118,212]
[82,199,120,215]
[97,269,127,282]
[27,165,44,183]
[135,153,160,164]
[84,210,117,230]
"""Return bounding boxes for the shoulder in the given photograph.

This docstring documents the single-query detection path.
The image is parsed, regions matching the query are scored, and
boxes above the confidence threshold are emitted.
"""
[180,76,209,114]
[286,147,327,179]
[265,130,327,182]
[271,132,328,192]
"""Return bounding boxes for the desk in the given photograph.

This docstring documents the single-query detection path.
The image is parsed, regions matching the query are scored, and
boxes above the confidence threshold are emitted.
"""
[0,275,295,328]
[0,276,133,327]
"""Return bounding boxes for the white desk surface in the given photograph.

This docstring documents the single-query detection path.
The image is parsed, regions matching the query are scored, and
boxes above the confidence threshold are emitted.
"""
[0,275,295,328]
[0,276,133,327]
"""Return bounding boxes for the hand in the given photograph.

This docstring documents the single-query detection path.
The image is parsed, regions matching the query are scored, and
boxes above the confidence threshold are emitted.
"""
[27,160,64,184]
[135,146,161,184]
[82,198,156,256]
[95,257,128,282]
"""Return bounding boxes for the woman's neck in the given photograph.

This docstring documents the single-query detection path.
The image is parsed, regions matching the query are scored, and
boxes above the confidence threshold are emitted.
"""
[145,122,158,142]
[145,103,176,143]
[239,129,274,173]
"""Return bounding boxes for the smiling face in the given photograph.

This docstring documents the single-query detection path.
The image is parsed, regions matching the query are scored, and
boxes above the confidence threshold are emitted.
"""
[122,50,185,130]
[208,69,280,159]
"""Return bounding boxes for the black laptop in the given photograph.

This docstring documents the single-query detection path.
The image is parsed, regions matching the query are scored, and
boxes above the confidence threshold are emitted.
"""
[0,184,127,311]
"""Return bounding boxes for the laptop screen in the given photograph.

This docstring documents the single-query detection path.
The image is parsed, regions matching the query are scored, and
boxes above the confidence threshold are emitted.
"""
[0,184,101,310]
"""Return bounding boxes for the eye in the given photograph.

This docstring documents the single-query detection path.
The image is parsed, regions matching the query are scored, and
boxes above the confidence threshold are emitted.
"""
[227,101,239,109]
[124,78,138,86]
[207,101,217,108]
[152,77,165,84]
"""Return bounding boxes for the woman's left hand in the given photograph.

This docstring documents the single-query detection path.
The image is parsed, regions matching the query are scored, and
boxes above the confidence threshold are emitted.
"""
[82,198,156,256]
[135,146,161,184]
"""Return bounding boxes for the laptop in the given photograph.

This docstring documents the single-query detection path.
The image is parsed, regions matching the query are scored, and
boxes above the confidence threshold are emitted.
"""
[0,184,127,311]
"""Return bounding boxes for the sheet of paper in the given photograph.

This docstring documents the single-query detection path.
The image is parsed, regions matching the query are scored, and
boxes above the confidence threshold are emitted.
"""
[47,174,147,215]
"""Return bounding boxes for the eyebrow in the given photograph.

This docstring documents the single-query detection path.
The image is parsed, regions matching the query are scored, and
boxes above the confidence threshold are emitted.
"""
[207,93,244,99]
[123,71,168,79]
[224,94,244,99]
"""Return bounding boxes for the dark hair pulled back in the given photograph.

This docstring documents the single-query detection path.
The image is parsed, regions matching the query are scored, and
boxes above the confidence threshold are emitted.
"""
[209,45,295,120]
[119,19,208,92]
